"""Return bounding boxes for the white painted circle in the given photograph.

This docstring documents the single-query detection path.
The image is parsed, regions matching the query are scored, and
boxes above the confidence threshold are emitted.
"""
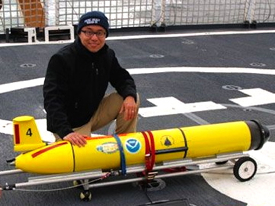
[181,39,195,44]
[222,85,242,90]
[20,63,36,68]
[149,54,164,58]
[250,63,266,67]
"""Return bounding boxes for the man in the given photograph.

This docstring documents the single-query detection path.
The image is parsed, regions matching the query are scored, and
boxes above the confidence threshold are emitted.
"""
[43,11,139,147]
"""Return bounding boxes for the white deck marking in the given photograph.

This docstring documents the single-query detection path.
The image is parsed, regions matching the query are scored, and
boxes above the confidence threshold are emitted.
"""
[0,67,275,94]
[230,88,275,107]
[139,97,226,117]
[0,29,274,47]
[0,78,45,94]
[201,142,275,206]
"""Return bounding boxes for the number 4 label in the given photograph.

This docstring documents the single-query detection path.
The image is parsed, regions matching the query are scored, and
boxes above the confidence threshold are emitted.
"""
[26,128,33,137]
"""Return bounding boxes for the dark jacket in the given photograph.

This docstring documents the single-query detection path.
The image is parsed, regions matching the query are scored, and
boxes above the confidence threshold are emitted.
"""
[43,38,137,138]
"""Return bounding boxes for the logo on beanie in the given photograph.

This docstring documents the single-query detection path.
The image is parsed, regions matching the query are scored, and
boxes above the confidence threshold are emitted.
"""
[84,18,101,25]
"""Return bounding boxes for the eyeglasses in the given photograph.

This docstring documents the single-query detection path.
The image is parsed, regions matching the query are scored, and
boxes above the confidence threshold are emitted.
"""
[81,30,106,38]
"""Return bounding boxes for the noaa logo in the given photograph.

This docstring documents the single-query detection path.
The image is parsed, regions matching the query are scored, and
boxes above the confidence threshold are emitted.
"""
[125,138,141,154]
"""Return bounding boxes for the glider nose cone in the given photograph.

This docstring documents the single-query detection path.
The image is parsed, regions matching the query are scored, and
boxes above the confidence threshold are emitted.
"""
[252,120,270,150]
[261,124,270,142]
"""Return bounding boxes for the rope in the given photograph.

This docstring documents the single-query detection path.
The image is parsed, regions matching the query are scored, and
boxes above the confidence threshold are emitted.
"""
[113,134,127,175]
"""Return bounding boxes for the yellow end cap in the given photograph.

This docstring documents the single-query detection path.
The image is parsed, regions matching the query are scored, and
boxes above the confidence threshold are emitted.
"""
[13,116,34,122]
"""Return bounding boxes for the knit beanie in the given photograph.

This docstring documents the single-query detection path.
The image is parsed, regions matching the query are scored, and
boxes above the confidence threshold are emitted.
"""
[77,11,109,37]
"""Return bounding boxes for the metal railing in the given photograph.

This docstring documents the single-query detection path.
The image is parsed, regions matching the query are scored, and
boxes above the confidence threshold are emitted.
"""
[0,0,274,35]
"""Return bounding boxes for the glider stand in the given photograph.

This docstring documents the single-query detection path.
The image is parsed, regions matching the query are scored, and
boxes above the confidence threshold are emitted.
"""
[0,152,257,202]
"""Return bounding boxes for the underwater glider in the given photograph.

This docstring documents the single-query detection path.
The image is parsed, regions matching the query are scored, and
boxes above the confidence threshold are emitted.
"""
[0,116,270,201]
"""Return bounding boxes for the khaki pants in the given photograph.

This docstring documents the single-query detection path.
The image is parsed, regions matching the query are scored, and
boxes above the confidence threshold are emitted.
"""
[55,92,140,141]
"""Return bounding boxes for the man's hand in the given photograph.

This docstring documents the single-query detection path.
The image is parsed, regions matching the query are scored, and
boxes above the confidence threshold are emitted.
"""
[119,96,138,120]
[63,132,87,147]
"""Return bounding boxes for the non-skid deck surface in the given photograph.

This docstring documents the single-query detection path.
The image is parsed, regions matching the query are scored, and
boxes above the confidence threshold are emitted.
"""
[0,29,274,206]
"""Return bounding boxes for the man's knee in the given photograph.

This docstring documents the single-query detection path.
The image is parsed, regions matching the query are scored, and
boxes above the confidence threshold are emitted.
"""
[54,133,62,142]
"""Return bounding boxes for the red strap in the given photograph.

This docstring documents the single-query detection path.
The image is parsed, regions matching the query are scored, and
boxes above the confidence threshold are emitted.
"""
[141,131,150,173]
[141,131,156,173]
[147,131,155,171]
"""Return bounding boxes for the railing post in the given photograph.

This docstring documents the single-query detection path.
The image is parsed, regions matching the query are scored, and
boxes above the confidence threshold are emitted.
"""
[244,0,256,24]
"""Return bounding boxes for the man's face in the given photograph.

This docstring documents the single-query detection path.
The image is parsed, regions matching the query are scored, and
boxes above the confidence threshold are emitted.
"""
[78,25,106,53]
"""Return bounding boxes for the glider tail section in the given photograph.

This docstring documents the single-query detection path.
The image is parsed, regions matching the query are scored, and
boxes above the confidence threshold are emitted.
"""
[13,116,46,152]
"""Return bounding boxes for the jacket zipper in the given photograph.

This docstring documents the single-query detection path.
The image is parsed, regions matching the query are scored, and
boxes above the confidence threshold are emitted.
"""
[92,62,99,98]
[92,62,99,75]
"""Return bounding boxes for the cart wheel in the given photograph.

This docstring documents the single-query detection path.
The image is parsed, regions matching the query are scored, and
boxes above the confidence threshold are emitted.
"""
[233,157,257,182]
[80,190,92,201]
[73,180,80,186]
[73,180,83,189]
